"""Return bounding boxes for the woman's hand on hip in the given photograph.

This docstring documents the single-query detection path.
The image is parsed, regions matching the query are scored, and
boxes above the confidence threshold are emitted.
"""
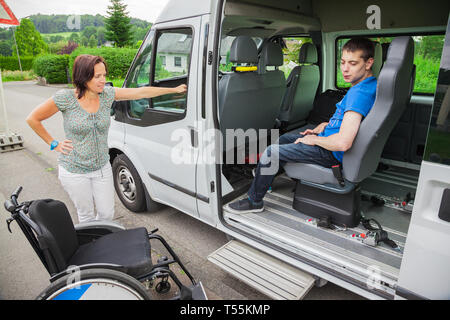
[55,140,73,155]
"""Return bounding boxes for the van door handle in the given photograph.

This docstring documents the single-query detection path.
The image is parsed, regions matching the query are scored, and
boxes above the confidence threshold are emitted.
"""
[190,127,198,148]
[438,188,450,222]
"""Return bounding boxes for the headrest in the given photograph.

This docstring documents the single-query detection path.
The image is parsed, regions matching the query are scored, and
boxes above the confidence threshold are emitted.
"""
[385,36,414,63]
[372,42,383,78]
[298,43,318,64]
[382,36,415,98]
[229,36,258,64]
[260,41,284,67]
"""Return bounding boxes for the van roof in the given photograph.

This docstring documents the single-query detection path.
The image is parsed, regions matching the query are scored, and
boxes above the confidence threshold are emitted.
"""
[155,0,213,24]
[155,0,449,33]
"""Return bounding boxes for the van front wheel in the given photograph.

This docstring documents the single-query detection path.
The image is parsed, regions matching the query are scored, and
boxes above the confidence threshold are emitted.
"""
[112,154,147,213]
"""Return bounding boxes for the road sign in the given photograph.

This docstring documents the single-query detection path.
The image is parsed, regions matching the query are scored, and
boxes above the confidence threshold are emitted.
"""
[0,0,19,25]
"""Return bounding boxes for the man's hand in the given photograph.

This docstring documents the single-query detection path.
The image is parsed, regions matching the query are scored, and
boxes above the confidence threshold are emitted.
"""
[295,135,317,146]
[300,122,328,135]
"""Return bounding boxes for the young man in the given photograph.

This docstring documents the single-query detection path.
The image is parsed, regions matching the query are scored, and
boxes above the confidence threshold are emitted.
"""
[226,37,378,214]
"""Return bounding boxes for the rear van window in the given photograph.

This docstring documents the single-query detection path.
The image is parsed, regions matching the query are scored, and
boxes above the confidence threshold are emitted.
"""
[336,34,445,95]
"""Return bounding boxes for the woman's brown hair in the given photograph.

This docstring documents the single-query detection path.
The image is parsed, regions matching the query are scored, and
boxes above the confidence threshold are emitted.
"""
[72,54,108,99]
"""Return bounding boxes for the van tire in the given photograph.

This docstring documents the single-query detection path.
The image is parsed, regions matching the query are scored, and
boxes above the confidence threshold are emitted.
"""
[112,154,148,213]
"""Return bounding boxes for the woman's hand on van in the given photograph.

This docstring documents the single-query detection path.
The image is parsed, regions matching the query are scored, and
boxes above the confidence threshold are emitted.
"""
[173,84,187,94]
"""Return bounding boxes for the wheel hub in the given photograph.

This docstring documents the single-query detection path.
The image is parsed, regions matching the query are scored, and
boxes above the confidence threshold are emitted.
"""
[118,167,136,202]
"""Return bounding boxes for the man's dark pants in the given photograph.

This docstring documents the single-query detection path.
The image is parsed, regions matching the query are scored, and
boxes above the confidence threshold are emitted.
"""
[247,130,340,203]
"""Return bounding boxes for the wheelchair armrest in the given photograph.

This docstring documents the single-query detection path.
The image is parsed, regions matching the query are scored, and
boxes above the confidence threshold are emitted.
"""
[75,220,126,245]
[49,263,128,283]
[75,220,126,232]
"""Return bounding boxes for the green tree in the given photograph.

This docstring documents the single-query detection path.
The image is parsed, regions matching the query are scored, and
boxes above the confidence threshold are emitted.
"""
[418,35,444,61]
[88,35,97,48]
[69,32,80,44]
[13,19,48,56]
[104,0,132,47]
[0,41,13,56]
[81,35,89,47]
[82,26,97,40]
[97,27,107,46]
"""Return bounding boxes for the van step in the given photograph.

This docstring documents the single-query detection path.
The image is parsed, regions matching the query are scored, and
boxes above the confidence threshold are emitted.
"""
[207,240,315,300]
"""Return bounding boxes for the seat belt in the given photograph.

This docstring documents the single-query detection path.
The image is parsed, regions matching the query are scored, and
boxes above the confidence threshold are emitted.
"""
[360,216,399,250]
[331,164,345,187]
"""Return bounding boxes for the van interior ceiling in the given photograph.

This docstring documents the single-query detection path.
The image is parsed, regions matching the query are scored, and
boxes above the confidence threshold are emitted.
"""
[216,0,449,297]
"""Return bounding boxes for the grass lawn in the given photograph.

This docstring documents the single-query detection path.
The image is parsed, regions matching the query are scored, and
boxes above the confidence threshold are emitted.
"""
[42,31,79,39]
[1,70,36,82]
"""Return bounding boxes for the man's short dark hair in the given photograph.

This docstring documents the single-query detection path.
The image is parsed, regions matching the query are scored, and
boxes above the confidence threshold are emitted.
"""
[342,38,375,61]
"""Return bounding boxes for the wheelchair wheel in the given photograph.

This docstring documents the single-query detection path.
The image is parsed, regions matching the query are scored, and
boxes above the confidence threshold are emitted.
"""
[37,268,151,300]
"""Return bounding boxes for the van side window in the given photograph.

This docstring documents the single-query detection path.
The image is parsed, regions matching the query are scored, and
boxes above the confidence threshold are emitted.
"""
[126,30,154,88]
[219,36,262,72]
[151,28,193,114]
[335,34,445,95]
[279,36,313,79]
[125,30,154,118]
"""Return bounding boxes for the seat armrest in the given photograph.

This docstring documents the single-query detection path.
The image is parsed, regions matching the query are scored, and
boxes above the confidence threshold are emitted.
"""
[75,220,126,232]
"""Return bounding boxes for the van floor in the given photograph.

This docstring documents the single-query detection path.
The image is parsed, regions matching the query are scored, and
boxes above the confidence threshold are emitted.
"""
[222,164,418,284]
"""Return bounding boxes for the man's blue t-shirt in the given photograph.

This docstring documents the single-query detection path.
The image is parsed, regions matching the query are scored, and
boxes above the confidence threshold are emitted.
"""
[318,76,377,163]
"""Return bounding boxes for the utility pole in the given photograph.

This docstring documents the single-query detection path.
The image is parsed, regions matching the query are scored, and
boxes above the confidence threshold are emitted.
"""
[12,26,22,72]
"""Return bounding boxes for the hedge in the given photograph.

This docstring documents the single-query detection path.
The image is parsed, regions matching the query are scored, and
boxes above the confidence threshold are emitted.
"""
[69,47,138,80]
[0,56,34,71]
[33,54,69,84]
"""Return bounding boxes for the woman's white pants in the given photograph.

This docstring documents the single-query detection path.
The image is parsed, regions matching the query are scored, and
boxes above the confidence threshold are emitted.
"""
[58,162,115,224]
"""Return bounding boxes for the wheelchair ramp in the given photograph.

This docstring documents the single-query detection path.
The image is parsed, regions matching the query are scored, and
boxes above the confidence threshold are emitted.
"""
[207,240,315,300]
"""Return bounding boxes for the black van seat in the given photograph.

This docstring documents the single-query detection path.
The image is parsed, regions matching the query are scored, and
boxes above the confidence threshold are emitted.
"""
[278,43,320,131]
[219,36,272,153]
[258,41,286,125]
[283,36,416,227]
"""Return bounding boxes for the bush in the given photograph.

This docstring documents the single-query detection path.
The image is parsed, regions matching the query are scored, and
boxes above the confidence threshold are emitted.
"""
[59,41,78,55]
[69,47,137,79]
[0,56,34,71]
[413,55,441,94]
[33,54,69,84]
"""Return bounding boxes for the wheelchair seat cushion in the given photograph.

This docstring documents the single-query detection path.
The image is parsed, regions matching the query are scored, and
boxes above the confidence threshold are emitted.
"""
[68,227,152,279]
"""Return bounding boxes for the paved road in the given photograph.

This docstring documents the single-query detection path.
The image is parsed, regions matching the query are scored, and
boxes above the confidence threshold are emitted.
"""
[0,81,362,300]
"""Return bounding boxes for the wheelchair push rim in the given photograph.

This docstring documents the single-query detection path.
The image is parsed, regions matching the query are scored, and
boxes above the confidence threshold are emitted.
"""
[37,268,152,300]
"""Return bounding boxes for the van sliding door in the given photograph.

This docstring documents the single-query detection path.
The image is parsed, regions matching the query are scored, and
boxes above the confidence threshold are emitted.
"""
[397,15,450,300]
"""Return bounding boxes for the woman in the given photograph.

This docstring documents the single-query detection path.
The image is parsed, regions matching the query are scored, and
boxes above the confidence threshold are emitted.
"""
[26,54,187,223]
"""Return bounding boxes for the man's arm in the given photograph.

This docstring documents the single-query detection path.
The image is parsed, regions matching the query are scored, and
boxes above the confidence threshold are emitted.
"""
[295,111,363,152]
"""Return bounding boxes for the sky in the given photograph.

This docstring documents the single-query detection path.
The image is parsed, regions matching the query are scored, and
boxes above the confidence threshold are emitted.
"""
[5,0,170,23]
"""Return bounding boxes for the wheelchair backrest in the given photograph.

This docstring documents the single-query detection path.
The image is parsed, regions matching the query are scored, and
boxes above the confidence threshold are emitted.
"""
[28,199,79,274]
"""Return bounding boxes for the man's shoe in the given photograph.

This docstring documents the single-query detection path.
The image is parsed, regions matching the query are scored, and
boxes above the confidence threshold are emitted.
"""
[225,198,264,214]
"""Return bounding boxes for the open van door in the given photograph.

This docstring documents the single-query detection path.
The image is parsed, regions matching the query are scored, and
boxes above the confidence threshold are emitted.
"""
[119,17,202,217]
[397,15,450,300]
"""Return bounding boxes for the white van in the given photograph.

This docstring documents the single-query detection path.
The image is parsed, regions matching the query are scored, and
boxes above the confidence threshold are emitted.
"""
[108,0,450,300]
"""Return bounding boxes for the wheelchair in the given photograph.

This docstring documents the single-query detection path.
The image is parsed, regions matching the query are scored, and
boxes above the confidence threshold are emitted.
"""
[3,186,207,300]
